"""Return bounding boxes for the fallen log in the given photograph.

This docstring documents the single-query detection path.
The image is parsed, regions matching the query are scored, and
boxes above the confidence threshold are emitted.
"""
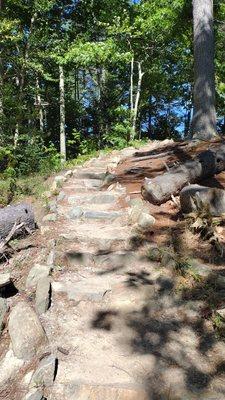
[141,146,225,205]
[0,203,36,240]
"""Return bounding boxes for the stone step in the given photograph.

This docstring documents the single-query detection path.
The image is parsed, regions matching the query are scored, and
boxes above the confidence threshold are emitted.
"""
[51,383,149,400]
[61,250,135,270]
[66,178,103,189]
[66,209,124,221]
[62,186,98,193]
[74,170,107,180]
[67,193,120,205]
[52,274,115,302]
[59,225,129,250]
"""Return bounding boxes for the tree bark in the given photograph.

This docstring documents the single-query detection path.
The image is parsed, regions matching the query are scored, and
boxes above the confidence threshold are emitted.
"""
[132,61,144,139]
[191,0,217,139]
[0,203,36,240]
[36,76,44,132]
[130,56,134,118]
[0,57,3,137]
[59,65,66,162]
[142,145,225,204]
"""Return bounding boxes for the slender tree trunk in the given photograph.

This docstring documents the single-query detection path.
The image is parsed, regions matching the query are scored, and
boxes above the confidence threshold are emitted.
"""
[0,57,3,137]
[36,76,44,132]
[130,56,134,117]
[191,0,217,139]
[59,65,66,162]
[132,61,144,139]
[148,95,152,138]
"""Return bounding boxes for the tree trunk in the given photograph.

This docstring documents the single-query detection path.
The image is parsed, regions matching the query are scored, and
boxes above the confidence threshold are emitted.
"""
[132,61,144,139]
[142,145,225,204]
[0,57,3,137]
[36,76,44,132]
[191,0,217,139]
[148,95,152,138]
[0,203,36,240]
[130,56,134,119]
[59,65,66,162]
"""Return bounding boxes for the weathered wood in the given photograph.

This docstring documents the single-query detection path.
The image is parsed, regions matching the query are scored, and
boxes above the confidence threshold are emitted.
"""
[142,146,225,205]
[0,203,36,240]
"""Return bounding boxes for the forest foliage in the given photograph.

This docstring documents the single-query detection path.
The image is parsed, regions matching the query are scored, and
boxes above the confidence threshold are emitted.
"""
[0,0,225,185]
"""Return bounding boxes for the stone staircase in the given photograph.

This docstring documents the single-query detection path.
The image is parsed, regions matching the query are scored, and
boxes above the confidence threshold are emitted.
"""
[2,145,225,400]
[41,155,157,399]
[40,152,225,400]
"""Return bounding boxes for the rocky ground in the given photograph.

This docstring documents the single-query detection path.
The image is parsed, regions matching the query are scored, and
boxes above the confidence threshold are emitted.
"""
[1,140,225,400]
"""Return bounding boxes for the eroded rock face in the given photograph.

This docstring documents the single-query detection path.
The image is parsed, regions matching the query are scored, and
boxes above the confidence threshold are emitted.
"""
[8,302,47,360]
[180,184,225,216]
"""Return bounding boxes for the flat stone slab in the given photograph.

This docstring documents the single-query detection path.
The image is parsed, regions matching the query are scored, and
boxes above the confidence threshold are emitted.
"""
[74,170,106,180]
[83,211,123,220]
[65,384,149,400]
[60,226,128,250]
[65,276,112,302]
[68,193,118,205]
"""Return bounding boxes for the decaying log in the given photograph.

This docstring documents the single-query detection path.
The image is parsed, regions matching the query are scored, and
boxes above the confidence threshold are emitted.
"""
[0,203,36,240]
[142,146,225,205]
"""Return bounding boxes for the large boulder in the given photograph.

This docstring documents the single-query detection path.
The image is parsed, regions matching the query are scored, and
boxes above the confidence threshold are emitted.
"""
[180,184,225,216]
[8,302,47,360]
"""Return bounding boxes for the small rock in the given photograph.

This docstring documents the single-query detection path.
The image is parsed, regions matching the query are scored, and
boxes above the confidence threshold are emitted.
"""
[50,181,60,195]
[48,200,57,213]
[8,302,47,360]
[40,226,50,235]
[65,170,73,178]
[0,349,24,386]
[30,354,56,388]
[216,275,225,289]
[67,207,83,219]
[23,388,44,400]
[0,272,11,288]
[190,261,212,279]
[42,191,52,199]
[57,191,66,201]
[216,308,225,320]
[22,370,34,386]
[47,249,55,266]
[54,175,66,187]
[128,200,149,225]
[103,172,116,185]
[26,264,52,289]
[137,212,155,229]
[35,277,51,315]
[42,213,57,222]
[0,298,7,333]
